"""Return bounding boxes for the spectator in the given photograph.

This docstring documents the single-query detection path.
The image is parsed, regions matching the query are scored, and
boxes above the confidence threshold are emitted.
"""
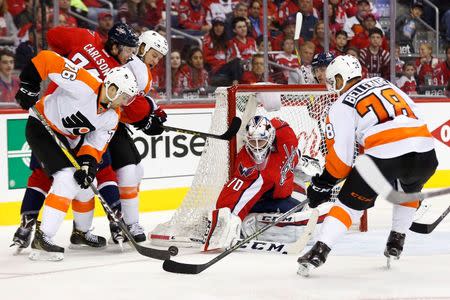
[13,0,32,29]
[396,2,423,53]
[349,13,388,50]
[359,28,390,79]
[329,0,347,32]
[275,37,300,83]
[204,17,243,86]
[288,41,316,84]
[0,0,18,46]
[415,42,442,86]
[206,0,239,24]
[240,53,272,83]
[311,20,325,54]
[298,0,318,41]
[96,12,114,44]
[0,49,19,103]
[248,0,263,39]
[142,0,164,30]
[48,0,77,29]
[330,30,348,57]
[435,45,450,85]
[394,44,405,78]
[343,0,382,40]
[7,0,25,18]
[396,62,417,95]
[176,47,209,94]
[155,50,187,96]
[226,16,257,61]
[346,46,368,78]
[118,0,146,30]
[225,2,249,40]
[277,0,301,27]
[178,0,211,34]
[271,15,297,51]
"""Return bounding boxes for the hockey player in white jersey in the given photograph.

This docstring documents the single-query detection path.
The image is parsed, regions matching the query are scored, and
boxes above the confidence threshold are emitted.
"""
[297,55,438,276]
[15,50,138,260]
[105,30,169,243]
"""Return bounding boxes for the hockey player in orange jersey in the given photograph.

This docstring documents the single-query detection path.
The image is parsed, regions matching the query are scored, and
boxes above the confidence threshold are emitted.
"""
[297,55,438,276]
[202,116,329,251]
[15,50,138,261]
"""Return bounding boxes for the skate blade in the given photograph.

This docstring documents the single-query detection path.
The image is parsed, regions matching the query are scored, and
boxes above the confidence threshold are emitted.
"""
[297,263,315,277]
[386,256,391,269]
[10,243,25,256]
[29,249,64,261]
[68,243,107,250]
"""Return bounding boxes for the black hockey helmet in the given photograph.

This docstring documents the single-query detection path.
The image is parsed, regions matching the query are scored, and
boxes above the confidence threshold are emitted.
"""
[108,23,139,48]
[311,52,335,71]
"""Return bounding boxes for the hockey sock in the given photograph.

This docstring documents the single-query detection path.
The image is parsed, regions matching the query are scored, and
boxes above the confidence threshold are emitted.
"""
[99,183,121,211]
[119,186,139,225]
[40,194,71,238]
[392,202,418,234]
[20,187,46,219]
[72,198,95,232]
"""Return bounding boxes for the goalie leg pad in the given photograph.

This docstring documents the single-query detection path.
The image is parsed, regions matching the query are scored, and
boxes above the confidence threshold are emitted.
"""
[202,208,241,251]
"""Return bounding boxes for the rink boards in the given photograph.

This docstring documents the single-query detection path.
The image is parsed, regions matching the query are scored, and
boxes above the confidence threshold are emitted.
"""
[0,99,449,225]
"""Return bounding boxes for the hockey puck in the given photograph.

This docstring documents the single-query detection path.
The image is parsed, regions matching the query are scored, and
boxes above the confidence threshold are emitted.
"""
[168,246,179,256]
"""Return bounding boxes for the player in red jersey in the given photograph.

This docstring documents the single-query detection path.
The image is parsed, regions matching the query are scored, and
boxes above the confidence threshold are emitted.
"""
[10,23,142,253]
[202,116,328,251]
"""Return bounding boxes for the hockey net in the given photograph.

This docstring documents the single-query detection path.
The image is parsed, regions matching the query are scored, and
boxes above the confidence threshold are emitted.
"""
[150,84,367,248]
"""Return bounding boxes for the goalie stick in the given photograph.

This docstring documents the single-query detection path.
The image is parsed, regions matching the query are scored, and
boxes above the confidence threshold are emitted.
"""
[161,117,242,141]
[31,107,176,260]
[355,154,450,234]
[294,12,303,65]
[162,199,310,274]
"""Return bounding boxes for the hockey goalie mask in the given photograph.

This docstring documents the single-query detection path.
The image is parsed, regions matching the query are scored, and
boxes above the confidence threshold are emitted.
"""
[325,55,362,94]
[104,67,139,108]
[244,116,275,170]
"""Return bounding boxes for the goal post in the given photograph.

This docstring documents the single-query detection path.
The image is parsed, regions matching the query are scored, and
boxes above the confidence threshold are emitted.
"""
[150,84,367,248]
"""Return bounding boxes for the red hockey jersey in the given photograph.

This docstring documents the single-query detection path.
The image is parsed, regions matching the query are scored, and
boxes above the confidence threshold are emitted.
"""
[216,118,299,219]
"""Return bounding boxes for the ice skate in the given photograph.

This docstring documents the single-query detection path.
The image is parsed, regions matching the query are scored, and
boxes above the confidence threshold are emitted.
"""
[127,222,146,243]
[297,241,331,277]
[29,228,64,261]
[69,222,107,249]
[10,215,37,255]
[384,230,405,269]
[109,221,125,251]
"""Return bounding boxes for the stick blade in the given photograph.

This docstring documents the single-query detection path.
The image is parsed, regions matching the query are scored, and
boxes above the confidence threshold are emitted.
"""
[294,12,303,40]
[409,222,434,234]
[135,244,172,260]
[162,259,206,274]
[220,117,242,140]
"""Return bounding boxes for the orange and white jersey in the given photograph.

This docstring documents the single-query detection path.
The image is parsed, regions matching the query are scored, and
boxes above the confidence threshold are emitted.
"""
[324,76,434,179]
[124,55,153,96]
[30,50,119,163]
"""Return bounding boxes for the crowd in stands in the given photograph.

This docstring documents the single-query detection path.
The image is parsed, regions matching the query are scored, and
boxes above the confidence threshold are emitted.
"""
[0,0,450,105]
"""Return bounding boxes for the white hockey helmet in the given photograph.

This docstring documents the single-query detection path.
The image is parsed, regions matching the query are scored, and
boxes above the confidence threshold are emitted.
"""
[325,55,362,94]
[244,116,276,169]
[138,30,168,58]
[104,66,139,107]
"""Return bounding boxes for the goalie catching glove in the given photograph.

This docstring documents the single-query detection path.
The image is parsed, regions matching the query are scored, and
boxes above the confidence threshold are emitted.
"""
[132,96,167,135]
[73,155,98,189]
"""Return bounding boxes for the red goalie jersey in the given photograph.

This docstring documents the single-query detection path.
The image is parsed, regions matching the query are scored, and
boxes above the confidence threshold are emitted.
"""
[216,118,299,220]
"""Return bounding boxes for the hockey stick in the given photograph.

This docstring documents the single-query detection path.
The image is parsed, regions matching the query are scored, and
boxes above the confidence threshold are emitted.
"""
[161,116,242,141]
[162,199,310,274]
[355,155,450,204]
[31,107,176,260]
[355,154,450,234]
[294,12,303,65]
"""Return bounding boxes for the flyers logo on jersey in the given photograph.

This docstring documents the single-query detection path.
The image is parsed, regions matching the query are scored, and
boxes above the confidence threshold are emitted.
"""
[62,111,96,135]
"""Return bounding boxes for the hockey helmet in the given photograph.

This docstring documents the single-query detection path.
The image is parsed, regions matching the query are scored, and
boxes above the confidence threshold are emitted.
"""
[244,116,276,169]
[325,55,362,94]
[108,23,139,47]
[138,30,168,58]
[104,66,139,107]
[312,52,335,70]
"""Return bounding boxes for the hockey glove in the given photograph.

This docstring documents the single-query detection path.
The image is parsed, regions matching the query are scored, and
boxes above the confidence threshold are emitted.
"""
[307,174,334,208]
[133,107,167,136]
[73,155,98,189]
[16,82,40,110]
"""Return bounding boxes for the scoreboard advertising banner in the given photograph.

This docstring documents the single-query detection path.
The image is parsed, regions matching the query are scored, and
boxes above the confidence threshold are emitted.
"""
[0,101,449,225]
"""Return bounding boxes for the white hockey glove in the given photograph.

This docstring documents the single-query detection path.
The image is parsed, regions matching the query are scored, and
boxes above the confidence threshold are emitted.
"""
[202,208,241,251]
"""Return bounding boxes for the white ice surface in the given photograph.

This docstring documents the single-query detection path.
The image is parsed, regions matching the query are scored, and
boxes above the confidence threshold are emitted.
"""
[1,195,450,300]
